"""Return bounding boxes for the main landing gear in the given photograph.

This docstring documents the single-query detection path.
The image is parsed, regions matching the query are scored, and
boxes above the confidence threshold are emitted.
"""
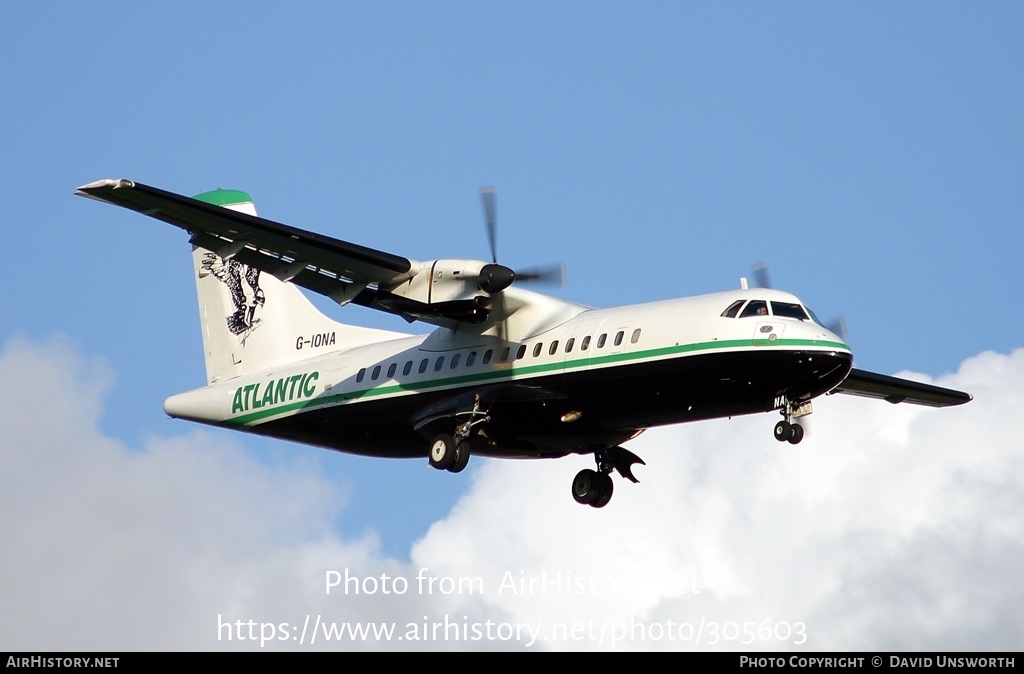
[773,397,810,445]
[428,433,472,473]
[572,446,645,508]
[427,394,488,474]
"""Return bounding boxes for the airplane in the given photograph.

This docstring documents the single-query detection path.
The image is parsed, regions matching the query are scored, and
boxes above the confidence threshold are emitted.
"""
[76,178,972,508]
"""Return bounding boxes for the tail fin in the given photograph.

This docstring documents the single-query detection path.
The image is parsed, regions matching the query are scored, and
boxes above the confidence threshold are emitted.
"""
[191,189,409,383]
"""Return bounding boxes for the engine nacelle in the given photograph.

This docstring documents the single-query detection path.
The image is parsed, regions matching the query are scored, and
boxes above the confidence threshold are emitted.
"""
[384,259,490,305]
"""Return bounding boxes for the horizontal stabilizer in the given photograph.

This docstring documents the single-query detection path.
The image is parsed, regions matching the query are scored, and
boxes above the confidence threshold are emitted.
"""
[76,179,415,301]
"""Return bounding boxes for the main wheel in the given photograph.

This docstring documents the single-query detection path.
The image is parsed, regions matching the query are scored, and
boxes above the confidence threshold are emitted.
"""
[429,434,456,470]
[449,441,471,473]
[572,469,600,505]
[590,473,614,509]
[774,420,791,442]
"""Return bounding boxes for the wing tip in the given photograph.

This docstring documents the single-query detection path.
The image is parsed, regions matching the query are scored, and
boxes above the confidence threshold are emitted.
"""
[952,391,974,406]
[75,178,134,197]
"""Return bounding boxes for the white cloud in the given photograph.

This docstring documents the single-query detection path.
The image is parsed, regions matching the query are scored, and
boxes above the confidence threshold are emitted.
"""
[2,336,1020,651]
[413,351,1023,651]
[0,336,445,651]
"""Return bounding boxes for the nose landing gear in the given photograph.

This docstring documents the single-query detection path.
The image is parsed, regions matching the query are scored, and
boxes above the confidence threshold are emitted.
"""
[774,419,804,444]
[773,397,810,445]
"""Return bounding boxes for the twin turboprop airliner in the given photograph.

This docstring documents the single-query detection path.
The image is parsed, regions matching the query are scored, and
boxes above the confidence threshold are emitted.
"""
[76,179,972,508]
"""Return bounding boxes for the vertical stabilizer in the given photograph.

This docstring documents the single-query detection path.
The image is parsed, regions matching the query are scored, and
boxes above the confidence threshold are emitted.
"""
[191,189,409,383]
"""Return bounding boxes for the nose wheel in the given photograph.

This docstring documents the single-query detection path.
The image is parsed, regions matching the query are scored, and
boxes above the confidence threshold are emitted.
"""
[774,420,804,444]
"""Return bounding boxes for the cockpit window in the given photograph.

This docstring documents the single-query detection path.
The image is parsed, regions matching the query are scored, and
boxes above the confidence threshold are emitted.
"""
[725,299,815,320]
[770,301,810,321]
[740,300,768,318]
[721,300,745,318]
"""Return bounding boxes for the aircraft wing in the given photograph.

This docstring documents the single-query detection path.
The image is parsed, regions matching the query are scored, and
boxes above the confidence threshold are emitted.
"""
[78,178,587,332]
[831,368,972,407]
[76,178,417,307]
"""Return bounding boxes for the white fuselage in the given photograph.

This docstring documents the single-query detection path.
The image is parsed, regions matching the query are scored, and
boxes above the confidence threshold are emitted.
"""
[164,287,851,457]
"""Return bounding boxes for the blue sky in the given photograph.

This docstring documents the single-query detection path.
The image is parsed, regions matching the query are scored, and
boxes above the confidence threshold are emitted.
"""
[2,3,1022,650]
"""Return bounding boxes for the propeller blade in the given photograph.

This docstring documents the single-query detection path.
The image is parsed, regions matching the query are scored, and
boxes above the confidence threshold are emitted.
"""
[751,262,772,289]
[480,186,497,263]
[471,185,567,347]
[514,262,566,287]
[827,315,849,342]
[495,290,508,346]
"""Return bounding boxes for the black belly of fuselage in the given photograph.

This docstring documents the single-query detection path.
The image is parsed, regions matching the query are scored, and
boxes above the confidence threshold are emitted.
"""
[243,348,853,459]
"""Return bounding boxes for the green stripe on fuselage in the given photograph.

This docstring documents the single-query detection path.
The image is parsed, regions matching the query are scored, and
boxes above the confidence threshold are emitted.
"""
[222,337,849,427]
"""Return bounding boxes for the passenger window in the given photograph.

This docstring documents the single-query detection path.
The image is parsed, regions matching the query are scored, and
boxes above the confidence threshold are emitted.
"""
[597,334,607,348]
[499,347,510,362]
[403,361,413,376]
[565,337,575,353]
[434,357,445,372]
[356,368,366,383]
[387,363,397,378]
[482,350,493,365]
[419,359,429,374]
[466,352,476,367]
[371,365,381,380]
[722,300,745,318]
[631,328,641,344]
[740,300,768,318]
[614,331,624,347]
[450,354,461,369]
[581,335,591,351]
[548,341,559,355]
[516,344,527,359]
[533,343,543,358]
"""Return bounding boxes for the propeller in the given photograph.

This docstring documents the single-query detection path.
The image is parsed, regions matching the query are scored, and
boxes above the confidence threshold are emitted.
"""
[475,186,565,289]
[472,186,566,343]
[750,262,849,342]
[828,314,850,344]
